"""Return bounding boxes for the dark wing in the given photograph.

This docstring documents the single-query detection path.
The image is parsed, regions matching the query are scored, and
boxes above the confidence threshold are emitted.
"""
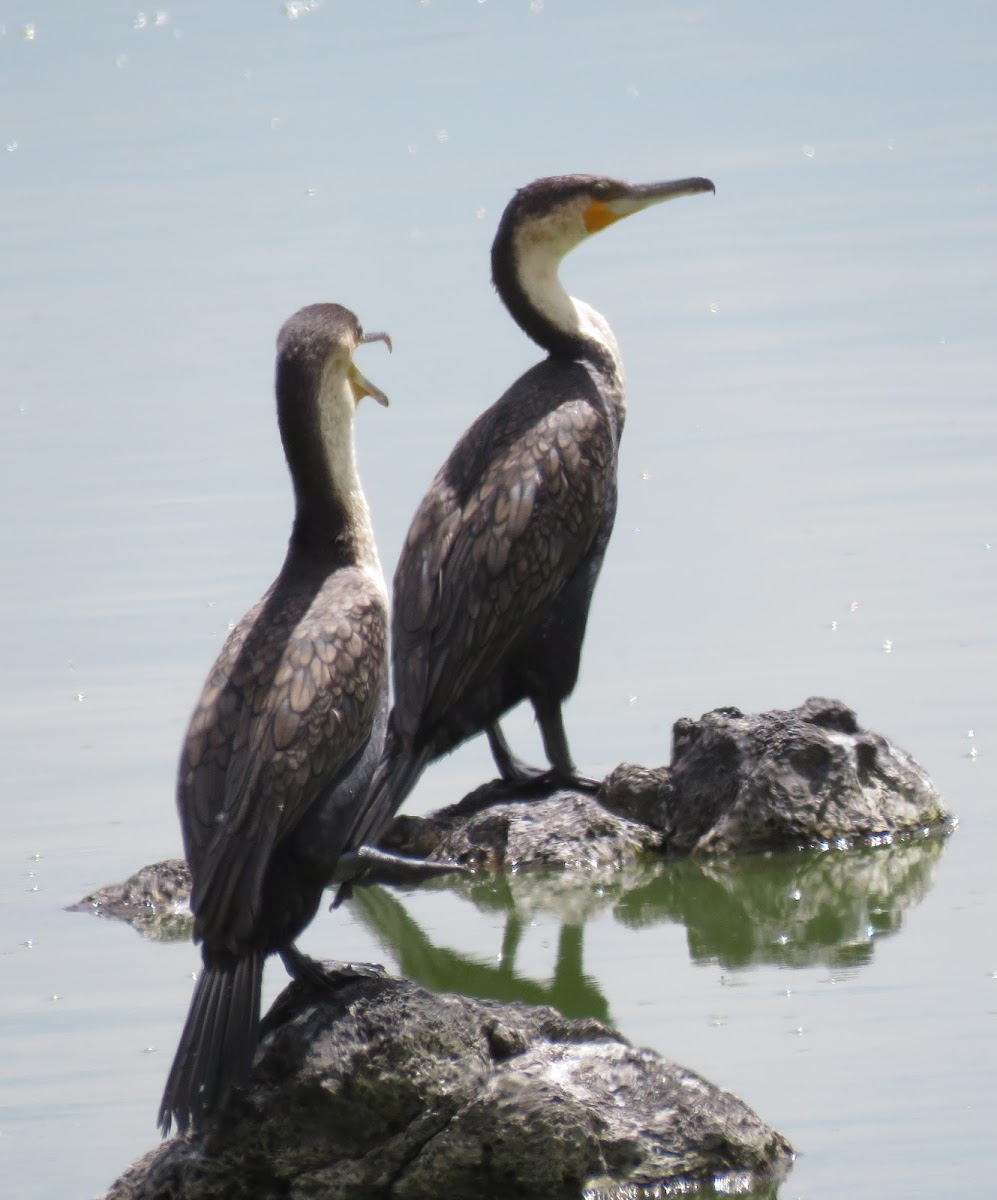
[177,569,387,952]
[392,396,613,735]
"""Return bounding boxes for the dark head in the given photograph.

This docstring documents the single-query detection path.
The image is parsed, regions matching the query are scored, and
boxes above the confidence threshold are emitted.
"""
[275,303,391,552]
[491,173,715,359]
[276,302,391,414]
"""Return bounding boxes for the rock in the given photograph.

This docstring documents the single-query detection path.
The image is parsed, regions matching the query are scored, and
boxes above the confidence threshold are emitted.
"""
[600,697,949,856]
[74,699,951,936]
[69,860,192,940]
[382,790,663,872]
[100,966,793,1200]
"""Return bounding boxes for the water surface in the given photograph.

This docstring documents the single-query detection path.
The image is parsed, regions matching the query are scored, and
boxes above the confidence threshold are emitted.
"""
[2,3,995,1197]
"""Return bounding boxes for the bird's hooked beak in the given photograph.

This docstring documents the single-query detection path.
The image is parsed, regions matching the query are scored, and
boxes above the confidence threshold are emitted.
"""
[583,176,715,233]
[350,330,392,408]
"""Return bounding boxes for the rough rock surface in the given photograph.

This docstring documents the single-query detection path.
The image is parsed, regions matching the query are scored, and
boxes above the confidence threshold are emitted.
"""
[69,860,192,938]
[101,965,792,1200]
[600,696,948,856]
[382,790,663,872]
[385,697,949,865]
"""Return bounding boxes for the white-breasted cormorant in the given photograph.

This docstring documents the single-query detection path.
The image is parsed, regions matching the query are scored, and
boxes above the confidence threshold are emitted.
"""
[350,173,714,852]
[158,303,392,1135]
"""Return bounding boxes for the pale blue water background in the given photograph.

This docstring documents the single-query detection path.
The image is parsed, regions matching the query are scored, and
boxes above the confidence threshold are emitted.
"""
[1,2,995,1196]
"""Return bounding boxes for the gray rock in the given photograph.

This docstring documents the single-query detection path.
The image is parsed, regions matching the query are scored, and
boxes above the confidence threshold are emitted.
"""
[600,697,949,856]
[387,790,663,871]
[69,860,192,940]
[100,966,792,1200]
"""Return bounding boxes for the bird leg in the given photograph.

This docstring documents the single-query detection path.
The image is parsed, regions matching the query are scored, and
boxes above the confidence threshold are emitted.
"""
[486,722,548,785]
[485,714,601,797]
[534,700,601,794]
[279,942,339,991]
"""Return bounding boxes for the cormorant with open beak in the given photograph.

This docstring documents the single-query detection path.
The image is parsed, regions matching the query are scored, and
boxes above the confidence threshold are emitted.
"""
[158,304,392,1135]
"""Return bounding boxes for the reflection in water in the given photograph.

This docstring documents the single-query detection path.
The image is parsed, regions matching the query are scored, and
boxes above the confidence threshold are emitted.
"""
[352,833,949,1018]
[626,834,950,970]
[353,881,610,1023]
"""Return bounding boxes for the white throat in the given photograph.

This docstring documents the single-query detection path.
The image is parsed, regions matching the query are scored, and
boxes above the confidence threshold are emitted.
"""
[316,366,385,588]
[512,226,625,390]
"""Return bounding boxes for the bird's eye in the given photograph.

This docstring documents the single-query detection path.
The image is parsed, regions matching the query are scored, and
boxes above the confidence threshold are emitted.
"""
[591,180,611,198]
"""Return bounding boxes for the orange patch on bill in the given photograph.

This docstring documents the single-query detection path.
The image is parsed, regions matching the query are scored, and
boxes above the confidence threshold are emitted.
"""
[582,198,621,233]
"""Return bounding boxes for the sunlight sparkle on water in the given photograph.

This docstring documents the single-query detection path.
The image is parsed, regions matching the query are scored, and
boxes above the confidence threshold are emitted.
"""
[282,0,323,19]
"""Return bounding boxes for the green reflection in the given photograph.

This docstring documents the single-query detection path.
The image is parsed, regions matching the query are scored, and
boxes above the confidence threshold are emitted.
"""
[615,836,949,970]
[352,832,950,1019]
[352,879,610,1023]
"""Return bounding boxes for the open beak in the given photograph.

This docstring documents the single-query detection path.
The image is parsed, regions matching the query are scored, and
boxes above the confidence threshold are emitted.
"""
[584,176,715,233]
[350,330,392,407]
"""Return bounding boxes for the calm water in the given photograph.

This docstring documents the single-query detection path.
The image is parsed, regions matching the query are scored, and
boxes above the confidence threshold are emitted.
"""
[2,3,995,1197]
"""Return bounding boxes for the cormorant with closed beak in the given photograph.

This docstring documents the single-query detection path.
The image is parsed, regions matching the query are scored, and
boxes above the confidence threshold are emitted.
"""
[352,173,714,853]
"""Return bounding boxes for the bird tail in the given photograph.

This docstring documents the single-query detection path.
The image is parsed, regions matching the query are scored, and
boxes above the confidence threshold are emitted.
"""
[329,732,434,909]
[158,949,264,1137]
[346,728,432,854]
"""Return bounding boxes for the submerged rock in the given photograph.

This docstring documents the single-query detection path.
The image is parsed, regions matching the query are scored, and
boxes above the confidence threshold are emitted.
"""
[69,859,192,940]
[101,965,793,1200]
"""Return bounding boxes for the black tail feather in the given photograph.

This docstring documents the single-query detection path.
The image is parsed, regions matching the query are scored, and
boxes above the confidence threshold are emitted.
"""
[346,733,432,854]
[158,950,265,1136]
[331,739,433,907]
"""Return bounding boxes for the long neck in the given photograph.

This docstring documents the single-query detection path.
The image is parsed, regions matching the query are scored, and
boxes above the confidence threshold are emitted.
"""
[277,363,383,580]
[492,224,624,390]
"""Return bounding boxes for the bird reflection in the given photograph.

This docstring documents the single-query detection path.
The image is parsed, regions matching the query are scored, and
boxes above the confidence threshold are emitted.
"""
[349,832,949,1016]
[351,882,610,1023]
